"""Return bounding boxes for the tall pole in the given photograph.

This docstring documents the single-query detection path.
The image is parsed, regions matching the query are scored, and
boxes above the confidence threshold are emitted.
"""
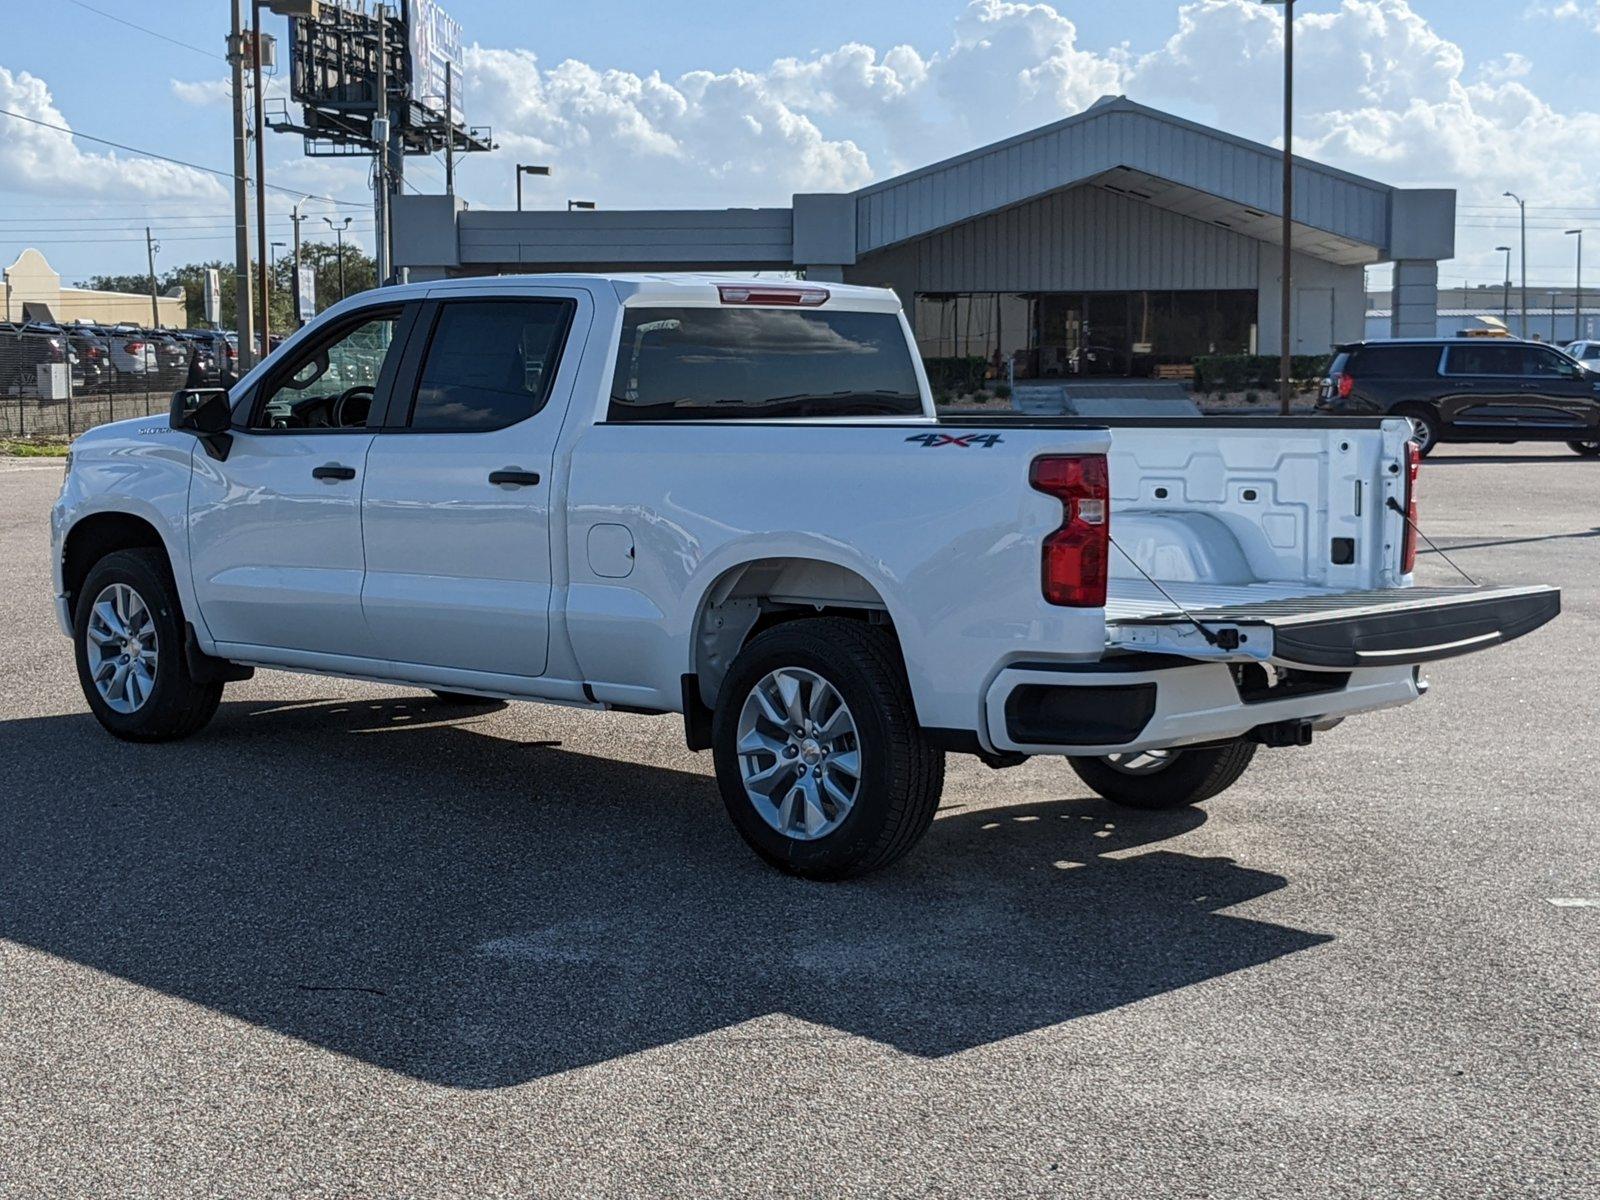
[229,0,256,371]
[1497,246,1511,326]
[144,227,161,328]
[1569,229,1584,342]
[1278,0,1294,416]
[516,168,523,212]
[252,1,270,356]
[373,4,390,286]
[444,61,455,196]
[290,198,306,325]
[1505,192,1527,339]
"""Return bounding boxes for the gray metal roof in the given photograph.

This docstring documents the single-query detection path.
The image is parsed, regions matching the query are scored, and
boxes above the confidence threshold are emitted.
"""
[852,96,1409,264]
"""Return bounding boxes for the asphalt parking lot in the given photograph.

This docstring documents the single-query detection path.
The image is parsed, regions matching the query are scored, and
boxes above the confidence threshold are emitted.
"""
[1,446,1596,1199]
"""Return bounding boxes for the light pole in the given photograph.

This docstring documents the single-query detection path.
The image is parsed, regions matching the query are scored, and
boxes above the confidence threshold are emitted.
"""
[1567,229,1584,342]
[567,199,596,212]
[1262,0,1295,415]
[1504,191,1527,338]
[1495,246,1512,327]
[516,164,551,211]
[324,215,352,300]
[270,240,285,270]
[1548,292,1560,342]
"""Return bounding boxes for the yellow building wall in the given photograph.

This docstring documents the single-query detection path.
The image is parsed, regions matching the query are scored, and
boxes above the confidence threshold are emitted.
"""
[3,248,186,327]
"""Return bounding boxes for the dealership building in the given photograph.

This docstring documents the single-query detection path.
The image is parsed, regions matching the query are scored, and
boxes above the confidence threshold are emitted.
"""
[393,96,1455,384]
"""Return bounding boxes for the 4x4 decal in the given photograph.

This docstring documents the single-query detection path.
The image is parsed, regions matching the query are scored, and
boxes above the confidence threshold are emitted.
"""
[905,433,1004,448]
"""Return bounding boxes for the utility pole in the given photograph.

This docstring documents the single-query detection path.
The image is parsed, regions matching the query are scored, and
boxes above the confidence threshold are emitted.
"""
[1568,229,1585,342]
[290,197,307,325]
[444,61,454,196]
[1277,0,1294,415]
[1505,191,1527,339]
[144,227,161,327]
[325,216,352,300]
[373,3,390,285]
[252,1,271,355]
[1496,246,1512,326]
[228,0,256,370]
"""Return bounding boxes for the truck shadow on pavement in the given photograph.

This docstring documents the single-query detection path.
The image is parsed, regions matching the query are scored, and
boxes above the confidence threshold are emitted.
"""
[0,697,1331,1088]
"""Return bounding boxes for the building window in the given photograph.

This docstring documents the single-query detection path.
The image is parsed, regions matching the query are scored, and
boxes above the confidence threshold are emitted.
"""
[914,290,1257,395]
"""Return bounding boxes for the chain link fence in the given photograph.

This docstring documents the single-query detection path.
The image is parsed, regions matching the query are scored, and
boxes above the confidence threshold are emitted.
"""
[0,323,229,440]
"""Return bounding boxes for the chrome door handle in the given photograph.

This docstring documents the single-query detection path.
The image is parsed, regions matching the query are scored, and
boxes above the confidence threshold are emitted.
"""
[489,469,541,486]
[312,463,357,481]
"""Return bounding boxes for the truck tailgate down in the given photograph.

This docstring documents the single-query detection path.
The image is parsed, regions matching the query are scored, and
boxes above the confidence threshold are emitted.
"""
[1108,584,1561,668]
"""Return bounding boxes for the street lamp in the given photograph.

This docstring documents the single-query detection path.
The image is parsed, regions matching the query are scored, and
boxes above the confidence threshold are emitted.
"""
[1567,229,1584,342]
[1548,291,1560,342]
[1495,246,1512,327]
[516,164,551,211]
[567,200,596,212]
[1262,0,1295,415]
[1504,191,1528,338]
[324,215,352,300]
[270,240,286,270]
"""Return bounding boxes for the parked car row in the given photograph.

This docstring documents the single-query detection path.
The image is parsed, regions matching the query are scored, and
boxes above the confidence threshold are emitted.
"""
[0,320,240,396]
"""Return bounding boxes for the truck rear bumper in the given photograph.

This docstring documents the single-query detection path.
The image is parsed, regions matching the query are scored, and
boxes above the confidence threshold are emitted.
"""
[984,658,1420,757]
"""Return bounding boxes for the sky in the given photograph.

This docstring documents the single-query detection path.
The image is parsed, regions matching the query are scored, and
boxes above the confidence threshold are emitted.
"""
[4,0,1600,298]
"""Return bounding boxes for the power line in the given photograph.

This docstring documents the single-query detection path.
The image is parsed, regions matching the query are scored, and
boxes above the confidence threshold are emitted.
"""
[63,0,224,61]
[0,108,369,210]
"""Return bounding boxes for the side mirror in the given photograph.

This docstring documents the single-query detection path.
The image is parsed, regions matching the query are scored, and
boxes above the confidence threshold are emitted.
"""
[170,388,234,460]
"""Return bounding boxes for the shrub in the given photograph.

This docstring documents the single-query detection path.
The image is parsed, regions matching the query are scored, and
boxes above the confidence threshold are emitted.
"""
[1193,354,1332,392]
[922,355,988,397]
[993,383,1012,400]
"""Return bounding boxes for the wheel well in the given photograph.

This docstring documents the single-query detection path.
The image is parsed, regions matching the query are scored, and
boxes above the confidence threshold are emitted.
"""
[692,557,899,709]
[62,513,168,612]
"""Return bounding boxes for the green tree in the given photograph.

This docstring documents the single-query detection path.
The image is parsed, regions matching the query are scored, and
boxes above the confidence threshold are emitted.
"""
[77,243,377,333]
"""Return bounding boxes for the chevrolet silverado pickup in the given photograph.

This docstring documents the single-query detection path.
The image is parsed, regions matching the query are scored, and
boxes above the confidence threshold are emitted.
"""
[51,275,1561,878]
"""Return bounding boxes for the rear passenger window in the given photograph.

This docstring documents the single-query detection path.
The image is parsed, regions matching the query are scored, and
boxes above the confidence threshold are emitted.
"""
[607,307,923,421]
[1348,345,1442,376]
[1444,344,1522,376]
[408,299,572,431]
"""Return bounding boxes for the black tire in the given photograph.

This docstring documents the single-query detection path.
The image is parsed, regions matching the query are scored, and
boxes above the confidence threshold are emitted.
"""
[1567,440,1600,457]
[711,617,944,880]
[1067,741,1257,811]
[73,548,222,742]
[428,689,505,707]
[1393,405,1440,457]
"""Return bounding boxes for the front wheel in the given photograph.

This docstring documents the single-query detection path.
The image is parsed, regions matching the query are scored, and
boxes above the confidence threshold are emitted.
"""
[712,617,944,880]
[1067,741,1257,810]
[1567,440,1600,457]
[1394,406,1440,457]
[73,548,222,742]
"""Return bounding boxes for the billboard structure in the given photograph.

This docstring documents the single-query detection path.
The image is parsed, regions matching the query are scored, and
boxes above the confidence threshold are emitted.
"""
[276,0,490,160]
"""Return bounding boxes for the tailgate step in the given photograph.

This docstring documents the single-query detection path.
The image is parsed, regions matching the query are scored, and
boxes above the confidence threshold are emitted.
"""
[1110,585,1560,668]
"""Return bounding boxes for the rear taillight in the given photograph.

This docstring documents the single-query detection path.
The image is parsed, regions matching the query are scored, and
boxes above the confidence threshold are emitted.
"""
[1337,372,1354,399]
[125,341,144,352]
[1400,441,1421,575]
[1030,454,1110,607]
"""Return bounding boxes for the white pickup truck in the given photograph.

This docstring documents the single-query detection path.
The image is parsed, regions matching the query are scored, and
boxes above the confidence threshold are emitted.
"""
[52,274,1560,878]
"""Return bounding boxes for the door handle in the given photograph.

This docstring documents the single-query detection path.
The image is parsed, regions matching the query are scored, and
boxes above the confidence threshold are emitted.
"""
[489,469,541,486]
[312,463,357,481]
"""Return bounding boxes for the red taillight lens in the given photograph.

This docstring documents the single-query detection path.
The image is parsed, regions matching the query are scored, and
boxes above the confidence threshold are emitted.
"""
[125,341,144,352]
[1030,454,1110,607]
[1337,372,1354,399]
[1401,441,1421,575]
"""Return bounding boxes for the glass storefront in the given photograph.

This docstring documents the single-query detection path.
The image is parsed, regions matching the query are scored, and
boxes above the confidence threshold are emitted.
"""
[914,290,1257,394]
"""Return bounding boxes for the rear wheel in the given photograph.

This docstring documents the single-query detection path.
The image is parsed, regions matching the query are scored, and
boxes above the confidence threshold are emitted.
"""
[73,548,222,742]
[1394,405,1440,457]
[1067,741,1257,810]
[712,617,944,880]
[1567,440,1600,457]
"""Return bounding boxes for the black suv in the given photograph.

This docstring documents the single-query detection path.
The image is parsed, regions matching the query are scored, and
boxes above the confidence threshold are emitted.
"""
[1317,338,1600,456]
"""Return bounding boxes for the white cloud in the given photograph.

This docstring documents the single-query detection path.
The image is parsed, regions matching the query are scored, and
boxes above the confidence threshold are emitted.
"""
[0,67,223,201]
[1528,2,1600,31]
[169,78,231,106]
